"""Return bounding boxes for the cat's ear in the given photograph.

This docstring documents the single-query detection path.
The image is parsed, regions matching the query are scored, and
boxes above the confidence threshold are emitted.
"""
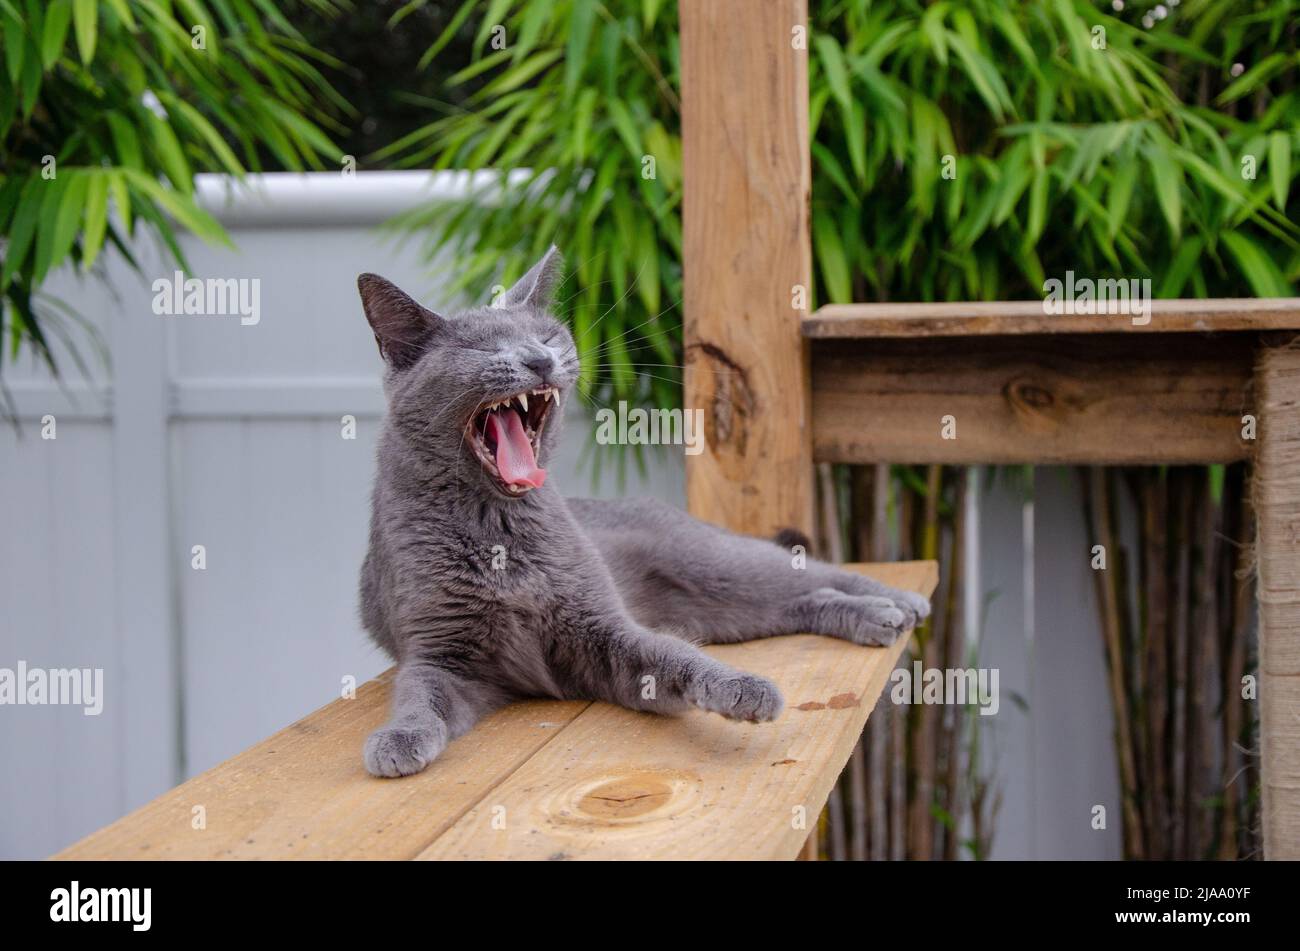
[497,244,564,310]
[357,274,442,370]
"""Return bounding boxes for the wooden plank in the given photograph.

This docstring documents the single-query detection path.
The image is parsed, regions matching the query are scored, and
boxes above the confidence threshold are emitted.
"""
[805,298,1300,338]
[680,0,815,538]
[1252,341,1300,859]
[54,672,590,859]
[416,562,937,861]
[54,562,935,861]
[812,335,1256,465]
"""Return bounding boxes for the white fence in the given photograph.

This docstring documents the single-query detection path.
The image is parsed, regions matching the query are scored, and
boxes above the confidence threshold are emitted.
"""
[0,172,1117,859]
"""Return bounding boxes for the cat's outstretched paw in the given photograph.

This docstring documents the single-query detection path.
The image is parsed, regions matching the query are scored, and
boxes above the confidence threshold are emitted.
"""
[363,724,445,778]
[691,672,784,723]
[843,596,909,645]
[799,588,911,646]
[884,590,931,630]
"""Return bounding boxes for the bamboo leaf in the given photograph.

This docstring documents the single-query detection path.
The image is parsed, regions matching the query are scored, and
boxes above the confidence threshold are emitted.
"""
[108,169,131,237]
[1269,131,1291,212]
[72,0,96,65]
[34,169,88,283]
[80,170,109,271]
[106,111,143,169]
[1147,147,1182,238]
[813,212,851,305]
[1107,161,1137,239]
[920,2,948,67]
[815,34,852,113]
[146,111,194,194]
[1221,231,1291,297]
[0,177,42,289]
[565,0,596,97]
[1157,235,1203,297]
[41,0,71,68]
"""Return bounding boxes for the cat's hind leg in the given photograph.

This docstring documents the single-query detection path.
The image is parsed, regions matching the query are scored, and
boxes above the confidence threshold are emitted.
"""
[573,496,930,647]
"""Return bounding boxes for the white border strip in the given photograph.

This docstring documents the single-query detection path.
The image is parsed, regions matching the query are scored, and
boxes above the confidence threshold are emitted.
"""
[193,169,531,228]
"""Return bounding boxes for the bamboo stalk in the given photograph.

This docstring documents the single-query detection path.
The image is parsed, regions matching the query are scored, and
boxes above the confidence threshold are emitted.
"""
[1142,469,1170,859]
[848,465,873,862]
[1188,469,1219,858]
[815,463,849,861]
[1107,468,1145,848]
[941,468,966,860]
[851,465,874,564]
[847,740,867,861]
[901,464,921,859]
[871,465,892,862]
[826,784,847,861]
[900,474,915,560]
[1120,468,1149,838]
[817,463,844,564]
[1170,469,1192,857]
[908,465,943,859]
[872,464,891,563]
[890,697,906,860]
[1220,466,1252,858]
[1084,467,1145,857]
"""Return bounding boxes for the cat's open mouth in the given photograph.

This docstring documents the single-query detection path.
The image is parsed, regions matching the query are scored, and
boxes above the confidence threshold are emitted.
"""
[466,386,558,496]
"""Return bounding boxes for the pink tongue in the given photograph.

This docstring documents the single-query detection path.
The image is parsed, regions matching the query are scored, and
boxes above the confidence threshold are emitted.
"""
[485,409,546,488]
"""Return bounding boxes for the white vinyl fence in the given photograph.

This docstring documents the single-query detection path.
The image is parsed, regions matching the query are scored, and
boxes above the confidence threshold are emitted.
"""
[0,172,1117,859]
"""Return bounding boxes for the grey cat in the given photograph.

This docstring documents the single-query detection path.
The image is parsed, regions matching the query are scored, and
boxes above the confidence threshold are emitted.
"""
[356,246,930,777]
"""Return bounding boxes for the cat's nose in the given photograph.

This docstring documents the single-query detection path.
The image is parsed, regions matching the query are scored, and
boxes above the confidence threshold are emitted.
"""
[523,349,555,383]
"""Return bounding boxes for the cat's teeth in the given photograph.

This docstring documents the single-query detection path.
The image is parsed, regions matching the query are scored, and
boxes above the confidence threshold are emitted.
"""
[517,392,528,412]
[543,388,554,402]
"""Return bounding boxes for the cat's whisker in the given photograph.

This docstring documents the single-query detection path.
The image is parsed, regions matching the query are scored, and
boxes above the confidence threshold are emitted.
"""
[574,281,672,352]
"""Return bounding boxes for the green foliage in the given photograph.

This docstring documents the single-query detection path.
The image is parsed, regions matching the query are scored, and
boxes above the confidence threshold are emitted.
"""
[391,0,1299,410]
[0,0,349,378]
[812,0,1298,303]
[381,0,683,412]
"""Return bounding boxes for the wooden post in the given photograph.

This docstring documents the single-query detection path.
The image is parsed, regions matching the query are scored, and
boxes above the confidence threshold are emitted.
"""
[1254,340,1300,859]
[679,0,814,537]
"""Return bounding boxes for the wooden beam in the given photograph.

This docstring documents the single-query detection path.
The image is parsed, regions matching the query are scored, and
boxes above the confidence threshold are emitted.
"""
[680,0,814,536]
[1253,340,1300,859]
[805,298,1300,339]
[811,335,1256,465]
[54,562,936,861]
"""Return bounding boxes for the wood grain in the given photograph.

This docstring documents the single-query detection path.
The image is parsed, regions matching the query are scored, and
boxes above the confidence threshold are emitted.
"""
[811,335,1256,465]
[53,562,935,861]
[54,672,591,860]
[1252,341,1300,859]
[680,0,815,538]
[806,298,1300,338]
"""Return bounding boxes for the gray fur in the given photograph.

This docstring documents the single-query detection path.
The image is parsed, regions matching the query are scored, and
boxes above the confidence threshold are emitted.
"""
[356,246,930,777]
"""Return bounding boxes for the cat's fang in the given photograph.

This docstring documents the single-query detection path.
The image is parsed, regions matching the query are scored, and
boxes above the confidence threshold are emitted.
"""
[517,392,528,412]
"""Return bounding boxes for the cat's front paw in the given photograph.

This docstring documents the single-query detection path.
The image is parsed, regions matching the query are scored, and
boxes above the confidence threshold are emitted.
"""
[692,672,784,723]
[844,597,908,645]
[363,724,445,778]
[886,590,931,629]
